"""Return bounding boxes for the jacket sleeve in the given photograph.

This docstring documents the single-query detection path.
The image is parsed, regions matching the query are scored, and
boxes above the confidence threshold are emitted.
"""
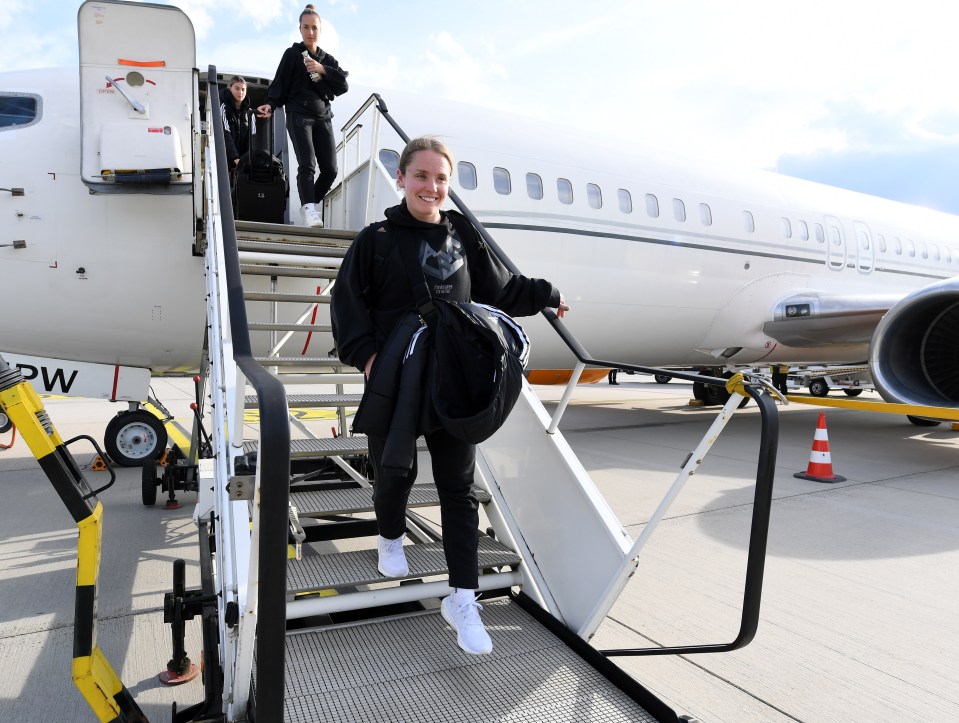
[331,228,378,371]
[454,215,561,317]
[318,53,349,98]
[263,48,296,110]
[220,102,239,164]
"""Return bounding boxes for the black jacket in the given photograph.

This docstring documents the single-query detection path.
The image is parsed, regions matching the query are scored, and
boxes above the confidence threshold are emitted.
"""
[263,42,348,119]
[219,86,254,166]
[331,202,561,373]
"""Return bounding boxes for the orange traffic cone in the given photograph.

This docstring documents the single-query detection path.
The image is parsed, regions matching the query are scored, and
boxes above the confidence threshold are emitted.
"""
[794,412,845,483]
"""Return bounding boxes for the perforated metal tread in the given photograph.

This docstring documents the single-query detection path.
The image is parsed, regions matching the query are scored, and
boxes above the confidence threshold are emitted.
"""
[243,436,371,458]
[244,291,333,304]
[245,393,362,409]
[290,484,439,517]
[252,356,344,366]
[235,219,355,244]
[278,598,660,722]
[287,537,520,593]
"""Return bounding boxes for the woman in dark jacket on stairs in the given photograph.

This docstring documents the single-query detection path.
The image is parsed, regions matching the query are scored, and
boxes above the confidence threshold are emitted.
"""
[332,136,568,656]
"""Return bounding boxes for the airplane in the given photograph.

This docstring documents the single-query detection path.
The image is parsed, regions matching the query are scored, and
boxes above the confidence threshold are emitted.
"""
[3,0,959,467]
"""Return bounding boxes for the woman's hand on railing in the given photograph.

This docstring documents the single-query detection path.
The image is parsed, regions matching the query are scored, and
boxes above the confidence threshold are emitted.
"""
[557,295,569,319]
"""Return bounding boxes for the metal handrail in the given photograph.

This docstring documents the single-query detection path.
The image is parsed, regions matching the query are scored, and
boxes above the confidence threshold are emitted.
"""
[366,92,781,657]
[208,66,291,722]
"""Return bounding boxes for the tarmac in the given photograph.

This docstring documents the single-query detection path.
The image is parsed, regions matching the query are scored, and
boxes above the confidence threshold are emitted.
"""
[1,375,957,722]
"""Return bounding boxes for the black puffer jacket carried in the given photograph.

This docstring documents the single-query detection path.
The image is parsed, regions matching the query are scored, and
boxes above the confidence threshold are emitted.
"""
[219,86,255,166]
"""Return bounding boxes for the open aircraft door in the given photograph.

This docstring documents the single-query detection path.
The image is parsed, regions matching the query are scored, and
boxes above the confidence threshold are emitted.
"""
[78,0,197,194]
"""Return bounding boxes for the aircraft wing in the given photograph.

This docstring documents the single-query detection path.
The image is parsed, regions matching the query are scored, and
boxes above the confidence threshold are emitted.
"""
[762,293,900,347]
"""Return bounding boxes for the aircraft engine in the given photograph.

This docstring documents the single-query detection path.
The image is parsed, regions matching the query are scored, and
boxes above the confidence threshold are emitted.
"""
[869,277,959,407]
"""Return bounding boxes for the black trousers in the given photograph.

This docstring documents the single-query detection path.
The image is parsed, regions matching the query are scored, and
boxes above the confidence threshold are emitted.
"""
[285,112,337,207]
[368,429,480,589]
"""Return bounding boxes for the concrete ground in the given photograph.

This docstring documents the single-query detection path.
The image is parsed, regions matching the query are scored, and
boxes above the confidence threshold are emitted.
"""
[1,375,957,721]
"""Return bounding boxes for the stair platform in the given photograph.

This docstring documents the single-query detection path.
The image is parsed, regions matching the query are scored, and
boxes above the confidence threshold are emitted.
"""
[274,598,660,722]
[244,436,371,458]
[290,484,438,518]
[288,537,520,593]
[245,393,362,409]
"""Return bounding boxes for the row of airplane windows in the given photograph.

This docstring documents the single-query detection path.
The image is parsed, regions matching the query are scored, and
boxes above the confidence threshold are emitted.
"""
[380,149,957,264]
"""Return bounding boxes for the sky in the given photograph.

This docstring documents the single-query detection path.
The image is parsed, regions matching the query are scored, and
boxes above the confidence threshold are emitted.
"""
[4,0,959,214]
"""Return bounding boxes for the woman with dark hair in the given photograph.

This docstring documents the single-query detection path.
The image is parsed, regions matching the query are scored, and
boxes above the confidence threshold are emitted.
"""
[332,136,568,655]
[220,75,254,170]
[256,4,348,228]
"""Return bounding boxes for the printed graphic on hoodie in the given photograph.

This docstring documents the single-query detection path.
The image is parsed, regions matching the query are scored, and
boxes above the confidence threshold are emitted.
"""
[420,233,465,284]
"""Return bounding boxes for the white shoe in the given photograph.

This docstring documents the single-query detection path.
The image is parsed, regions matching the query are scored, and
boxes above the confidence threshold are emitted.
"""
[301,203,324,228]
[441,589,493,655]
[377,534,409,577]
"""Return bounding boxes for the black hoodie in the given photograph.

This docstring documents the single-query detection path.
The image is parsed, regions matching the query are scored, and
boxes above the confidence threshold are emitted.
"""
[262,42,349,120]
[332,201,561,372]
[219,85,254,166]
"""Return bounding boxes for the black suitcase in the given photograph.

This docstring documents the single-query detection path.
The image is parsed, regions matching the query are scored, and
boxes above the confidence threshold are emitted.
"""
[234,115,288,224]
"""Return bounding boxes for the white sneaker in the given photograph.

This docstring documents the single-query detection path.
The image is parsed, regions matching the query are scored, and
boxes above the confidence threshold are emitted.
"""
[441,589,493,655]
[377,534,409,577]
[301,203,324,228]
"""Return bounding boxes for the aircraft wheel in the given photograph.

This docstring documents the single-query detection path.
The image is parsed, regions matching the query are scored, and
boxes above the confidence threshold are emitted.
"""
[105,410,167,467]
[843,389,864,397]
[654,374,673,384]
[142,460,159,506]
[906,415,941,427]
[808,378,830,397]
[0,411,11,434]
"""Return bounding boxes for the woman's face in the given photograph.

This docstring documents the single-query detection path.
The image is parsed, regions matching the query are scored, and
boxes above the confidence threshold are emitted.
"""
[300,14,320,48]
[229,82,246,105]
[398,150,451,224]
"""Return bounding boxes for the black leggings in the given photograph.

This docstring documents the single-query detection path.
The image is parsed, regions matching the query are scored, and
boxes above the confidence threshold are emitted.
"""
[368,429,480,589]
[286,112,337,206]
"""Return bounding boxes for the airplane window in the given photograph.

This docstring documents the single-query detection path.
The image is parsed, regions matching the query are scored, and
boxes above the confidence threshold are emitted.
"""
[829,225,842,246]
[0,93,41,130]
[743,210,755,233]
[587,183,602,209]
[673,198,686,222]
[798,221,809,241]
[493,167,511,195]
[557,178,573,204]
[893,237,902,255]
[905,239,915,257]
[919,241,928,259]
[781,217,792,239]
[858,230,869,250]
[932,244,940,261]
[815,224,825,243]
[645,193,659,218]
[618,189,632,214]
[378,149,400,180]
[944,247,952,263]
[877,234,887,253]
[526,173,543,200]
[700,203,712,226]
[457,161,477,190]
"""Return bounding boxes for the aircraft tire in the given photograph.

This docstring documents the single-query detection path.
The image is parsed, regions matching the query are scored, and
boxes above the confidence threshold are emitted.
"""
[142,460,158,506]
[0,411,11,434]
[105,410,167,467]
[843,389,864,397]
[654,374,673,384]
[906,415,941,427]
[808,378,830,397]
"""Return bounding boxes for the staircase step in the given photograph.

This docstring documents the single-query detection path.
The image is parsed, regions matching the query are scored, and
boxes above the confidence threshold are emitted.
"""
[290,484,439,517]
[245,393,362,409]
[235,219,354,245]
[276,373,363,385]
[248,322,332,333]
[253,356,343,367]
[244,291,332,304]
[287,537,520,594]
[238,239,348,257]
[244,436,371,458]
[240,265,338,279]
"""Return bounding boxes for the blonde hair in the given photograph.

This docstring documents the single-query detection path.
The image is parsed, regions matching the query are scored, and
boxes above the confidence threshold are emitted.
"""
[300,4,321,23]
[398,137,454,176]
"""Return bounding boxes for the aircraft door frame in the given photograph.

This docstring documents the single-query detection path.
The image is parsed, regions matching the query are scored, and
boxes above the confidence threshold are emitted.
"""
[853,220,875,274]
[824,215,847,271]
